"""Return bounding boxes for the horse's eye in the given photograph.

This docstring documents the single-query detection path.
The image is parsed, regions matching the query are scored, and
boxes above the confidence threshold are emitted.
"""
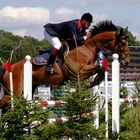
[122,42,126,46]
[121,39,127,46]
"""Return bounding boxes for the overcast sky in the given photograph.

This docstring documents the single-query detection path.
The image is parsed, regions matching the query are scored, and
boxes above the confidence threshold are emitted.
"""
[0,0,140,41]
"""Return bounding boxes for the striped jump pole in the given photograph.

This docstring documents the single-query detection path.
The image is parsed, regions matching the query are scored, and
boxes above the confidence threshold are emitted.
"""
[120,98,140,104]
[48,111,97,123]
[30,111,98,128]
[33,100,66,107]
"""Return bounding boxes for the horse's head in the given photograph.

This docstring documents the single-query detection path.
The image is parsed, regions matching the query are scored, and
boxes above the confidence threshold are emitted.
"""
[113,26,130,66]
[87,20,130,66]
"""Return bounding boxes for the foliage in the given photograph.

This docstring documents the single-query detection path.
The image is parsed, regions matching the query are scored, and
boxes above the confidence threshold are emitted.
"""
[0,81,106,140]
[0,29,139,65]
[120,106,140,139]
[97,79,140,139]
[1,80,140,139]
[0,96,50,140]
[53,81,106,140]
[38,81,106,139]
[51,86,66,117]
[118,79,140,139]
[0,30,51,64]
[0,29,140,139]
[128,31,140,46]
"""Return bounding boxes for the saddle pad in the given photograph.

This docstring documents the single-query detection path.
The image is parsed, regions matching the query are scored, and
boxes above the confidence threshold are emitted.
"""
[33,53,49,65]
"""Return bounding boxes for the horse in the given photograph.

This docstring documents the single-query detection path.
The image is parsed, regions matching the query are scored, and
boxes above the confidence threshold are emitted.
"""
[0,20,130,110]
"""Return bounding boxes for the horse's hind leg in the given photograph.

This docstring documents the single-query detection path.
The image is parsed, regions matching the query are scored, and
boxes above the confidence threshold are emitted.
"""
[32,84,39,99]
[87,66,105,88]
[0,95,10,105]
[0,94,11,114]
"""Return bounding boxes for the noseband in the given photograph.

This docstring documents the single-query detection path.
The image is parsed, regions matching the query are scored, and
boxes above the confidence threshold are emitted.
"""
[84,34,129,63]
[114,40,129,62]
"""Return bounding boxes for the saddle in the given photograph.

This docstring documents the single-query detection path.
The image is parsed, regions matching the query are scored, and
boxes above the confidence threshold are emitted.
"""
[33,41,69,66]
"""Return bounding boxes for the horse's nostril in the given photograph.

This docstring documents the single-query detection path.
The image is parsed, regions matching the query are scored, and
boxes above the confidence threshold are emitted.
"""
[123,61,129,67]
[120,59,129,66]
[125,61,129,66]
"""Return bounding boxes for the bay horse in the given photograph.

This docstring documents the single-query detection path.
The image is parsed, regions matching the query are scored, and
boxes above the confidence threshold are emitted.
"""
[0,20,130,109]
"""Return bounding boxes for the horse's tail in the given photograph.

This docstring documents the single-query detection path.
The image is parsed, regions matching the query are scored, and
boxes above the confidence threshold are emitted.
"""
[0,67,6,88]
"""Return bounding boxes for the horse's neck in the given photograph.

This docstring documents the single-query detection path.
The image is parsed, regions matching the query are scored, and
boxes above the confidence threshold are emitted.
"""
[64,44,96,68]
[86,32,116,52]
[84,38,98,52]
[69,45,95,59]
[63,46,97,80]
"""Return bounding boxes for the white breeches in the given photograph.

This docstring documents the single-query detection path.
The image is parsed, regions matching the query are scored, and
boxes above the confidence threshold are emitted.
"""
[43,30,61,50]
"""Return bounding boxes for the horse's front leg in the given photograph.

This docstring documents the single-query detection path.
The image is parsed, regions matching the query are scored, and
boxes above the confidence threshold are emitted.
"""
[86,66,105,88]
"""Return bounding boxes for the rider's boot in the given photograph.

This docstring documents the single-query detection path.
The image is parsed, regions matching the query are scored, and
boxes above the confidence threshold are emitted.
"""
[46,48,59,74]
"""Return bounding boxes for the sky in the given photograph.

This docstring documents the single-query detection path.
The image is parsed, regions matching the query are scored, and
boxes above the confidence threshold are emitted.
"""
[0,0,140,41]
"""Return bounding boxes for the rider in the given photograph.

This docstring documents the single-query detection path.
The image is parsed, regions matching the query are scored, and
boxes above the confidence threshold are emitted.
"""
[43,13,93,74]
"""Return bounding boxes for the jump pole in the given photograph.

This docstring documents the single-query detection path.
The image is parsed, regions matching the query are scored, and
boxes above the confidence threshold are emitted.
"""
[92,75,99,129]
[3,61,14,108]
[102,58,109,139]
[93,85,99,129]
[112,54,120,135]
[24,55,32,100]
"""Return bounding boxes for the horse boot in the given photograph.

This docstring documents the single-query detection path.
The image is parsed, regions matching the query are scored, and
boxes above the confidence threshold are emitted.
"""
[46,48,59,74]
[86,66,105,88]
[92,66,105,87]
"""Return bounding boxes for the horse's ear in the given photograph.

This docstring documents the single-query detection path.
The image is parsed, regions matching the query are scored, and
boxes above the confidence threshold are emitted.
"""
[116,28,121,39]
[125,26,128,32]
[116,27,123,41]
[124,26,129,38]
[124,26,128,35]
[122,27,129,39]
[116,26,129,41]
[120,28,123,35]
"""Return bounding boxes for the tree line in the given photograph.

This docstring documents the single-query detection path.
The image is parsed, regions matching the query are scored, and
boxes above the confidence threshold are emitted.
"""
[0,29,140,64]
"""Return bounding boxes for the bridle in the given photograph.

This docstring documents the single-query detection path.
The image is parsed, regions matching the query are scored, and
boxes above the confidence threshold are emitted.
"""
[114,38,129,62]
[84,30,129,64]
[85,33,129,63]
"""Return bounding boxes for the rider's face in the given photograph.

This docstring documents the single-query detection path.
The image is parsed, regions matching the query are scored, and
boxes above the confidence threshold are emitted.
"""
[81,20,91,29]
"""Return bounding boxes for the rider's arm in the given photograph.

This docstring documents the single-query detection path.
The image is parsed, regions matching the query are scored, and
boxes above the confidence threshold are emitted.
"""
[68,23,86,45]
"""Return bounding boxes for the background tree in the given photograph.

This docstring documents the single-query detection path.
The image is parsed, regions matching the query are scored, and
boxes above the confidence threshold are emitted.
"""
[128,32,140,46]
[0,30,50,64]
[0,29,140,64]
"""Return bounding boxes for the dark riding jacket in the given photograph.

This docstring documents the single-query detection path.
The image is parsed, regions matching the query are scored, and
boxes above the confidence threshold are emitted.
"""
[44,19,86,46]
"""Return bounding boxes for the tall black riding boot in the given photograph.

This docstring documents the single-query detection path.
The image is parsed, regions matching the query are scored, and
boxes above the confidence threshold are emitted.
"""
[46,48,59,74]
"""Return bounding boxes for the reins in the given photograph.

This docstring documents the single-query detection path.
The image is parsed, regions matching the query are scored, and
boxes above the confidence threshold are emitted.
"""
[84,36,112,56]
[115,47,130,61]
[84,35,129,62]
[73,35,80,85]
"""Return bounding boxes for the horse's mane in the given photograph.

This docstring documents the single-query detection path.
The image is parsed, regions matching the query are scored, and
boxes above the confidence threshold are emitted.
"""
[90,20,118,36]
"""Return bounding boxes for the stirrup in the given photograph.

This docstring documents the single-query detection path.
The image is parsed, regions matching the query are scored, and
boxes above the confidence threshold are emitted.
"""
[46,66,56,75]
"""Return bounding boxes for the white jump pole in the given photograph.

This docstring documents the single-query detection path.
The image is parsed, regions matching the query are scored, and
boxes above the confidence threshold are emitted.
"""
[94,86,99,129]
[9,70,14,108]
[112,54,120,135]
[101,57,109,138]
[3,61,14,108]
[24,55,32,100]
[104,61,109,139]
[92,76,99,129]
